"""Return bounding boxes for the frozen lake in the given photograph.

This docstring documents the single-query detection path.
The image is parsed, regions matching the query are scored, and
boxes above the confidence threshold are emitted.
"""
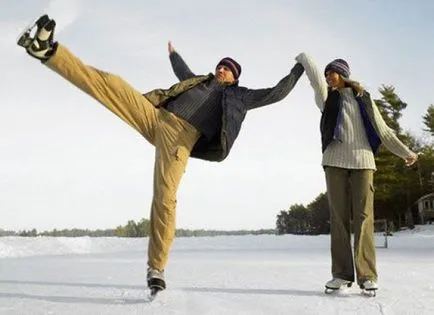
[1,226,433,314]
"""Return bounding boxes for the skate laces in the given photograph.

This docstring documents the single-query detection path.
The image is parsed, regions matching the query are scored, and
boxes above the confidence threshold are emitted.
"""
[147,268,165,280]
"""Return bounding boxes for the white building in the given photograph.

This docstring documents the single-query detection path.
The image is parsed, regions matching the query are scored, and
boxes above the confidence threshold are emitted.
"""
[416,193,434,224]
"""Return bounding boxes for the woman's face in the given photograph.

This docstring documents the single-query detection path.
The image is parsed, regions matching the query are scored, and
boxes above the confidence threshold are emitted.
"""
[325,71,344,89]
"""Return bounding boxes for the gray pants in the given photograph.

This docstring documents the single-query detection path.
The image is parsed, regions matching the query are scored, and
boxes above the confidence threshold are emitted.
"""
[325,167,377,285]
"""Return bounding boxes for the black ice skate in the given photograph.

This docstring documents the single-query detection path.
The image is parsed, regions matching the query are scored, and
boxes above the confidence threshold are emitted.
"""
[17,14,57,61]
[147,268,166,300]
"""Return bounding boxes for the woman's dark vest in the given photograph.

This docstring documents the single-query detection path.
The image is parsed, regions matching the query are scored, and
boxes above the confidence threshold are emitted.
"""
[320,88,381,153]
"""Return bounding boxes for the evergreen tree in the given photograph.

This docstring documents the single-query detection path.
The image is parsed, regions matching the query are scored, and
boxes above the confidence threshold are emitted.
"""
[287,204,311,234]
[422,104,434,136]
[137,218,150,237]
[307,193,330,234]
[372,86,417,225]
[276,204,311,235]
[276,210,290,235]
[374,85,407,133]
[124,220,139,237]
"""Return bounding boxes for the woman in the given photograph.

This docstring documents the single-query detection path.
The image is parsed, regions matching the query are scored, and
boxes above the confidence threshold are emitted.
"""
[295,53,417,294]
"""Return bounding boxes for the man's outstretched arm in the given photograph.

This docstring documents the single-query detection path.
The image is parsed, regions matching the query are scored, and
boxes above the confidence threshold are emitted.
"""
[243,62,304,110]
[168,41,195,81]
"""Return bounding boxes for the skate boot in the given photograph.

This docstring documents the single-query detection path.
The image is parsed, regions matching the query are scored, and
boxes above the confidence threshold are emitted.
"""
[360,280,378,297]
[17,14,57,62]
[324,278,353,294]
[147,267,166,299]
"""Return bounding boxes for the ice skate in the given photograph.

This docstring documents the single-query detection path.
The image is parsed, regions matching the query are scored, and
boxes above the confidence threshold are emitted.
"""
[360,280,378,297]
[324,278,353,294]
[17,14,57,61]
[147,267,166,300]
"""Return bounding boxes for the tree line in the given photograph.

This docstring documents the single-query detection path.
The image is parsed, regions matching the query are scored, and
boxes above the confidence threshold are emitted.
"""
[2,221,275,238]
[276,85,434,235]
[113,219,274,237]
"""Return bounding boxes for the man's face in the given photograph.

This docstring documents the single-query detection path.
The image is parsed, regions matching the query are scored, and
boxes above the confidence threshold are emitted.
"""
[215,64,235,84]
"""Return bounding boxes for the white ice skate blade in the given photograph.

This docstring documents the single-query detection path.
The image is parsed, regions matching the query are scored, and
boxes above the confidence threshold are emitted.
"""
[361,289,377,297]
[325,287,352,296]
[147,288,167,303]
[16,18,39,47]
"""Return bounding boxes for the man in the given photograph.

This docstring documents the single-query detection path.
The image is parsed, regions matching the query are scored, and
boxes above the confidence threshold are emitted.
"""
[18,14,304,293]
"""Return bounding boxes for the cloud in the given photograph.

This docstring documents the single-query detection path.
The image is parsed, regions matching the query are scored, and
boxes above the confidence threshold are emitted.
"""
[0,0,82,57]
[44,0,83,34]
[0,20,24,49]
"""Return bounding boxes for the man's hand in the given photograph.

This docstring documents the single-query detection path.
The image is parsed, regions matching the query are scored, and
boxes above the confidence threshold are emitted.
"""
[168,41,175,54]
[405,152,418,166]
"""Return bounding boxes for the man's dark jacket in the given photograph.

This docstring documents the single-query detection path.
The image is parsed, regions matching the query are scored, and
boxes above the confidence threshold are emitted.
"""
[143,52,304,162]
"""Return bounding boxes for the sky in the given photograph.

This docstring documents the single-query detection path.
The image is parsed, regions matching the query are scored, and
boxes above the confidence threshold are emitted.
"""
[1,226,434,314]
[1,0,433,232]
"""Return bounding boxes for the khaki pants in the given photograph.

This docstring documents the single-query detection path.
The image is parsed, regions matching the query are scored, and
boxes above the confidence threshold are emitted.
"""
[46,45,200,271]
[324,167,377,285]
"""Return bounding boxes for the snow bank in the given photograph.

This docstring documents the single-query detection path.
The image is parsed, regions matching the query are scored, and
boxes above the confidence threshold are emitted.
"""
[1,224,433,258]
[0,236,146,258]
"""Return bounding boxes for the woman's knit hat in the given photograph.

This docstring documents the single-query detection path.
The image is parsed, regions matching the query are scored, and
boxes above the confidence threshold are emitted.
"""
[324,59,350,78]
